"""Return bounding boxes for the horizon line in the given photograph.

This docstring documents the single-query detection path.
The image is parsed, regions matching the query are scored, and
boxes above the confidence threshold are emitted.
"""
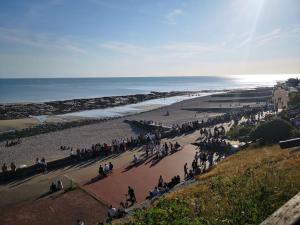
[0,73,299,79]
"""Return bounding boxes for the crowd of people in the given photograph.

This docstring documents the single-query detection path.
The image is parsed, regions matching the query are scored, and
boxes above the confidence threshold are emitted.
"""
[67,133,160,162]
[130,140,182,168]
[108,140,223,220]
[1,157,47,176]
[5,138,21,147]
[240,110,267,126]
[180,149,223,186]
[197,126,230,152]
[1,132,161,176]
[144,140,181,161]
[1,162,16,173]
[146,174,181,200]
[172,105,272,135]
[135,105,273,140]
[1,105,271,176]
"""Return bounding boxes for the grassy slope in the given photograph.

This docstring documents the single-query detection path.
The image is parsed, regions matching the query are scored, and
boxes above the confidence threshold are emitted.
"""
[121,145,300,225]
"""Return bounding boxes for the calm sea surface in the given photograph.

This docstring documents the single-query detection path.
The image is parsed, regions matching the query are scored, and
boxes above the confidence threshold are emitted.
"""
[0,75,293,103]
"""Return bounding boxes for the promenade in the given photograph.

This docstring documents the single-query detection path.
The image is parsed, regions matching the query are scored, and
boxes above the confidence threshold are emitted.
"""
[83,144,197,206]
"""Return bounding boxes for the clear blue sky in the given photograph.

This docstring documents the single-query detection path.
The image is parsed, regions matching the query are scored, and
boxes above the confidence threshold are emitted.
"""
[0,0,299,77]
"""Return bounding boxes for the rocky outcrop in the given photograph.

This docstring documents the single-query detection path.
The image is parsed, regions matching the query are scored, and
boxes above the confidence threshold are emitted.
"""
[0,91,195,120]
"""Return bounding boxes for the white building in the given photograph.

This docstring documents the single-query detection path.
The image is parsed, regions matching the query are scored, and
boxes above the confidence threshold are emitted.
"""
[272,84,290,110]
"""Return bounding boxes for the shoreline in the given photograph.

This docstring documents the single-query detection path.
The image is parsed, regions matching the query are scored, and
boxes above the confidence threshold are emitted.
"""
[0,86,273,121]
[39,92,216,122]
[0,91,201,120]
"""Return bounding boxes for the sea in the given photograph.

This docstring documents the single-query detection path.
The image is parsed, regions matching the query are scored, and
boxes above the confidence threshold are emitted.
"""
[0,75,297,119]
[0,75,295,103]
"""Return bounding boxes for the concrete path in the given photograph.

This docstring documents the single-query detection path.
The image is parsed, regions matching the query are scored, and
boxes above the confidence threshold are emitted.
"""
[83,144,197,207]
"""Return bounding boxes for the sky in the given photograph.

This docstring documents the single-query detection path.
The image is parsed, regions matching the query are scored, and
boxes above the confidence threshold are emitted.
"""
[0,0,299,78]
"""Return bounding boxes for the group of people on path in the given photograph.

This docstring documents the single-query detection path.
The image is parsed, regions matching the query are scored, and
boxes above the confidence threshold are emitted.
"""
[146,174,181,200]
[135,105,273,144]
[98,162,114,177]
[1,162,16,173]
[68,133,160,162]
[5,138,21,147]
[107,186,136,221]
[145,140,181,161]
[49,180,64,193]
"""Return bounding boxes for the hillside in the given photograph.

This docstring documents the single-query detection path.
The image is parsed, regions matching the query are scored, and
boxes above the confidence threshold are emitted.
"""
[119,145,300,225]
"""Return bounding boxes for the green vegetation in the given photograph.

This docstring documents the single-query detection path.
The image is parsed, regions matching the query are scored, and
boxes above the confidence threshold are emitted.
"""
[132,199,204,225]
[227,117,299,144]
[288,92,300,107]
[118,146,300,225]
[250,118,293,143]
[292,128,300,137]
[227,124,253,140]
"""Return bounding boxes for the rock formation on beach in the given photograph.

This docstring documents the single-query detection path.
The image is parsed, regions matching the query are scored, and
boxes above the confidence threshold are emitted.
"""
[0,91,195,120]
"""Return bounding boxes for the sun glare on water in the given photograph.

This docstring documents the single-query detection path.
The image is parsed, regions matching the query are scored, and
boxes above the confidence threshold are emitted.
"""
[232,74,299,86]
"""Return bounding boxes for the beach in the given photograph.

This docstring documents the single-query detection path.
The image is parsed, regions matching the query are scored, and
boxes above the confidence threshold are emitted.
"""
[0,87,271,167]
[1,84,298,225]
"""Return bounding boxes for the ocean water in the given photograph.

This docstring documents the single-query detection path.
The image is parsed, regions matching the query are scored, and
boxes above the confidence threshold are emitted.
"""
[0,75,293,103]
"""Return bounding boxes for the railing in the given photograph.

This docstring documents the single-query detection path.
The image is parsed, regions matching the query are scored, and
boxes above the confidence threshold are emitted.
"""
[279,138,300,149]
[260,192,300,225]
[0,156,77,183]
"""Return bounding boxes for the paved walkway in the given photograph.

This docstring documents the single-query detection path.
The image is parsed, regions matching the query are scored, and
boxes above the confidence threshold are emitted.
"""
[0,189,108,225]
[83,144,197,207]
[0,129,225,224]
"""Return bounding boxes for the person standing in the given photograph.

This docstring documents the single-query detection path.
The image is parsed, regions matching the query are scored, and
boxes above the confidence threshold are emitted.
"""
[127,186,136,206]
[158,175,164,187]
[184,163,188,178]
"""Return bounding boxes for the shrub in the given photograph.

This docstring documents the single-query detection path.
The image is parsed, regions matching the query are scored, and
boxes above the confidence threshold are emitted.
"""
[250,118,293,143]
[227,125,253,140]
[130,198,204,225]
[288,92,300,107]
[292,128,300,138]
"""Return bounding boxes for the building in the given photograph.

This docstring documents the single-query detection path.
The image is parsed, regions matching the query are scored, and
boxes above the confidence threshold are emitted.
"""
[272,80,299,110]
[272,83,290,110]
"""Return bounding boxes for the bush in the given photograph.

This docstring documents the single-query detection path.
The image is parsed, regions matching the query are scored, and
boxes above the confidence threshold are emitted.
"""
[130,198,204,225]
[288,92,300,107]
[250,118,293,143]
[292,128,300,138]
[227,125,253,140]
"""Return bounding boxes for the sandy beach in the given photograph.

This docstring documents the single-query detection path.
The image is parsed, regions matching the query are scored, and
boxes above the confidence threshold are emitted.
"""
[0,118,40,133]
[0,88,271,167]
